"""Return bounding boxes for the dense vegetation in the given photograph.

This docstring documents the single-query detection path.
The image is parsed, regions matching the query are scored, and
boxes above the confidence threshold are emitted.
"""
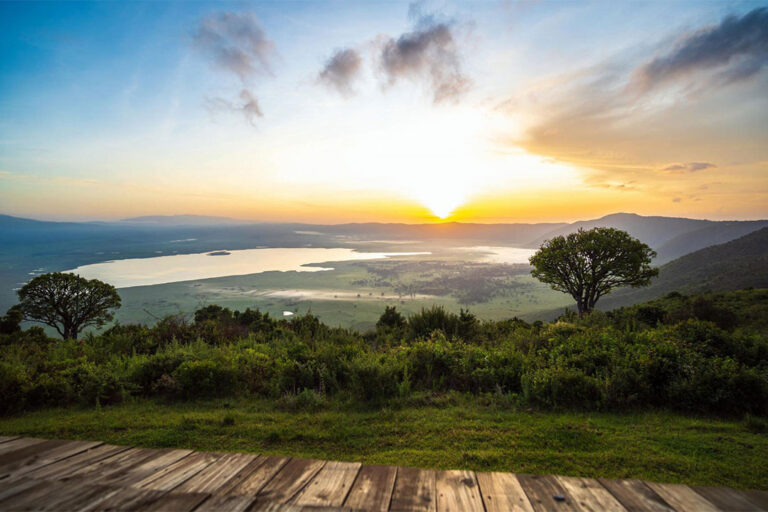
[2,289,767,418]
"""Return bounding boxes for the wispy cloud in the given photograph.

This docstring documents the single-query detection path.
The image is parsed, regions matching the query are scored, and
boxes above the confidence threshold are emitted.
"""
[193,11,275,123]
[632,7,768,93]
[318,48,363,96]
[663,162,717,173]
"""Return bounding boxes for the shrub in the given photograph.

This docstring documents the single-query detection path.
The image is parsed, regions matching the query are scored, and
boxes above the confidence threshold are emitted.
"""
[173,360,237,399]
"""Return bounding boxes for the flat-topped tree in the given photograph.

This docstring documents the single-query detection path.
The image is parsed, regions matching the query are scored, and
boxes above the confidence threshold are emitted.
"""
[529,227,658,316]
[17,272,121,339]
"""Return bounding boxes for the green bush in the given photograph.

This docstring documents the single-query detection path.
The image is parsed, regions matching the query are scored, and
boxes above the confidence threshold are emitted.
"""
[173,360,237,399]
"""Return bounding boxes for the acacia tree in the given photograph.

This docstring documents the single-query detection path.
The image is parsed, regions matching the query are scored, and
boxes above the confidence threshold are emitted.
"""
[17,273,121,339]
[529,227,658,316]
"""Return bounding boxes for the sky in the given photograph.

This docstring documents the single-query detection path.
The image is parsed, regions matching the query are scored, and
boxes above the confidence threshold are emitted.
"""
[0,0,767,223]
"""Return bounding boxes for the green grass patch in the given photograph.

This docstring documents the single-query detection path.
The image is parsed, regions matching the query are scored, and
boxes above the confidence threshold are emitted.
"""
[1,397,766,490]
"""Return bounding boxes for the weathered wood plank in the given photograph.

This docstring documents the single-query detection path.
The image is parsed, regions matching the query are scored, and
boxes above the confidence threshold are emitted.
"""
[255,458,326,504]
[476,471,534,512]
[29,482,119,511]
[0,436,47,455]
[517,474,580,512]
[103,448,193,487]
[221,455,290,496]
[195,493,258,512]
[0,435,20,444]
[435,469,484,512]
[0,437,64,463]
[645,482,720,512]
[62,446,159,484]
[556,475,627,511]
[0,477,43,503]
[0,478,72,510]
[174,452,259,494]
[0,439,102,481]
[132,451,220,491]
[142,491,210,512]
[600,478,675,512]
[741,489,768,510]
[20,443,129,481]
[390,466,437,512]
[79,486,167,511]
[693,485,767,511]
[293,460,361,507]
[344,464,398,511]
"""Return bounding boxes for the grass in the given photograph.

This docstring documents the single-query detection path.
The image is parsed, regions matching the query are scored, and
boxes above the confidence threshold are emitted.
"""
[1,397,766,490]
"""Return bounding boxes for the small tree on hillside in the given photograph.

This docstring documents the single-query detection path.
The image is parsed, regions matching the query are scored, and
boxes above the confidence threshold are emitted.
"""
[529,227,658,316]
[17,273,121,339]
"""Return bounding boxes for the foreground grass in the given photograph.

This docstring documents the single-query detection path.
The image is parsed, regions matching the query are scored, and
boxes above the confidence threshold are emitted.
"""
[1,397,766,490]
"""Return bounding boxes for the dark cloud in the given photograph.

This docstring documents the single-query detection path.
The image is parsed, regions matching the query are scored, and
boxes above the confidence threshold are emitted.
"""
[663,162,716,173]
[633,7,768,92]
[318,48,363,96]
[193,11,275,81]
[378,15,471,103]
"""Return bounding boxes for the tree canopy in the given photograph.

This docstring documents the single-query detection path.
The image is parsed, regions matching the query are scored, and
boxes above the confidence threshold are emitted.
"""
[529,227,658,316]
[17,273,121,339]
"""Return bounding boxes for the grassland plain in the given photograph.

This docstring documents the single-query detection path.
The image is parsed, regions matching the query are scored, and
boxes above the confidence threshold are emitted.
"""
[115,259,573,330]
[0,397,766,490]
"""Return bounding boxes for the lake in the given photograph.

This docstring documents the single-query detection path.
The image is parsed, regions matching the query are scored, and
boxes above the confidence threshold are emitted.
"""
[64,248,429,288]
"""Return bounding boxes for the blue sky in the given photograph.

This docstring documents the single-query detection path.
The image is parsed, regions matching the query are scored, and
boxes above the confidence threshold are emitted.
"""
[1,1,766,222]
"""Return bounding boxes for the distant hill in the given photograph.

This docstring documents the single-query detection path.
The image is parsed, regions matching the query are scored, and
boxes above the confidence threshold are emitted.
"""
[120,215,253,226]
[530,213,768,263]
[600,227,768,309]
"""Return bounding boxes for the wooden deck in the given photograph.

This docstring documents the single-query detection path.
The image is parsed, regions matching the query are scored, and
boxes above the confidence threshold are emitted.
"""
[0,435,766,511]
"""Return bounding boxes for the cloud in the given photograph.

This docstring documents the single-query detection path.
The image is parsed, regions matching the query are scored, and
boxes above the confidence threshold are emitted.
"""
[663,162,716,173]
[193,11,275,81]
[318,48,363,96]
[377,14,471,103]
[632,7,768,92]
[205,88,263,126]
[193,11,275,123]
[672,197,682,203]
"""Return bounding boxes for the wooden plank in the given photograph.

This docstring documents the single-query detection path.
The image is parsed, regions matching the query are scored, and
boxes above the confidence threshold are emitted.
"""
[0,478,43,503]
[517,474,580,512]
[0,437,63,463]
[693,485,767,511]
[435,469,484,512]
[293,460,361,507]
[556,476,627,511]
[27,482,118,511]
[390,466,437,512]
[0,436,47,455]
[102,448,193,487]
[132,451,221,491]
[741,490,768,510]
[175,452,259,494]
[19,443,129,481]
[600,478,675,512]
[221,455,290,496]
[62,447,160,484]
[645,482,719,512]
[142,491,210,512]
[476,472,535,512]
[344,464,398,511]
[0,478,72,510]
[79,486,167,511]
[195,493,257,512]
[0,441,103,478]
[0,435,20,444]
[255,458,326,504]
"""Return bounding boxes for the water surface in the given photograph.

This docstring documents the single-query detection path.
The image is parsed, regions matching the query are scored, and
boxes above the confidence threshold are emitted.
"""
[65,248,428,288]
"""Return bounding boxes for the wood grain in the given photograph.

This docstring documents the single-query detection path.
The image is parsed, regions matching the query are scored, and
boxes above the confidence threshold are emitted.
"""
[344,464,398,511]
